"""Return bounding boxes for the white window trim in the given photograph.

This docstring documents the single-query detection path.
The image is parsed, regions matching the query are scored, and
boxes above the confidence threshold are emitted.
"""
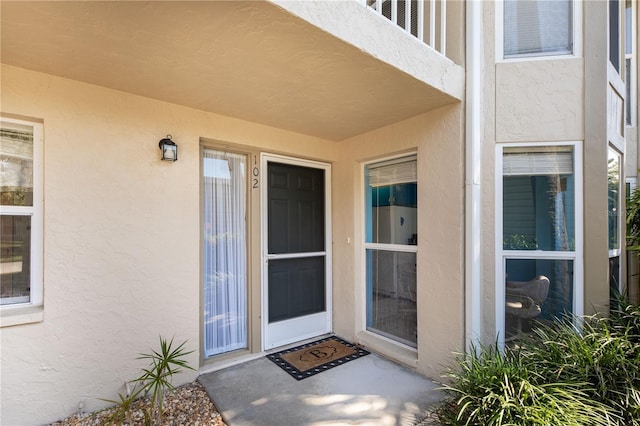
[361,152,418,351]
[626,0,636,127]
[608,146,623,260]
[496,0,583,63]
[0,117,44,327]
[495,141,584,347]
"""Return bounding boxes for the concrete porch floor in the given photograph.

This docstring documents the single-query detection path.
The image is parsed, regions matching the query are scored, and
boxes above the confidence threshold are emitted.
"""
[198,344,445,426]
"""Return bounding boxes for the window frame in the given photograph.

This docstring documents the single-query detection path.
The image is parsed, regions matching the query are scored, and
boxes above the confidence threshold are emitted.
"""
[0,116,44,324]
[608,146,623,259]
[495,141,584,346]
[625,0,636,127]
[496,0,583,62]
[362,152,419,350]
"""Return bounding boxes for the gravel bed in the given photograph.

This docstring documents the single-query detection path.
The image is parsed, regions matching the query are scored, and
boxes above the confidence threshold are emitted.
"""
[49,381,226,426]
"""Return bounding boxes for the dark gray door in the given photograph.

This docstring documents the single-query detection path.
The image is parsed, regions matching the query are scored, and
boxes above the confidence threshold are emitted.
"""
[264,159,330,349]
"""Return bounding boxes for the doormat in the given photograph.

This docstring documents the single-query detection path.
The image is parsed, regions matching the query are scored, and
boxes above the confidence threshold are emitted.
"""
[267,336,370,380]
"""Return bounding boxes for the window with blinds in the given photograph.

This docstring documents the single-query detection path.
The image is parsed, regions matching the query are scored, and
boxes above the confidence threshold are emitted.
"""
[502,146,576,252]
[503,150,574,176]
[367,155,417,187]
[503,0,573,59]
[364,154,418,348]
[1,118,42,309]
[499,144,581,344]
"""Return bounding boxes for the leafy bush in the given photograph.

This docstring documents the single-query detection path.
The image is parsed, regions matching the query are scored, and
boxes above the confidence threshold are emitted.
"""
[439,343,612,426]
[440,303,640,426]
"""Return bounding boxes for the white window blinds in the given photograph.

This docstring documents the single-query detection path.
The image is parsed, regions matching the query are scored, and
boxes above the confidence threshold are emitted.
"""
[367,155,417,187]
[504,0,573,58]
[503,149,573,176]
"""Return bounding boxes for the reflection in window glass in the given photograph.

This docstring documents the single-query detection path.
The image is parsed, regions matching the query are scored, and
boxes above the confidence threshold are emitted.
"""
[369,184,417,245]
[0,126,34,207]
[1,123,35,306]
[366,249,417,347]
[608,149,620,251]
[505,258,573,340]
[503,147,575,251]
[0,215,31,305]
[364,155,417,348]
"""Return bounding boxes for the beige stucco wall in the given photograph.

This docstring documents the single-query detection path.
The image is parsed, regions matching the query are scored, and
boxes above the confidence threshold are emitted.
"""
[481,0,614,341]
[584,0,613,314]
[0,64,338,425]
[496,58,584,143]
[331,104,466,379]
[1,62,466,424]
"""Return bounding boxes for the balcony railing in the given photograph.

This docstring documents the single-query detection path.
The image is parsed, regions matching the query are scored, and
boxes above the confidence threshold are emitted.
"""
[364,0,447,56]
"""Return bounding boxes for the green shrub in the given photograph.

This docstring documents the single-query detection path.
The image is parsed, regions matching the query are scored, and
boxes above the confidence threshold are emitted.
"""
[439,343,612,426]
[526,315,640,425]
[440,303,640,425]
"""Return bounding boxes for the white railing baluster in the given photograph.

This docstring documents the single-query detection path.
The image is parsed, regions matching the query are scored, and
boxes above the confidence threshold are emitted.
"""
[429,0,436,49]
[405,0,412,35]
[440,0,446,55]
[417,0,425,43]
[363,0,446,57]
[392,0,398,26]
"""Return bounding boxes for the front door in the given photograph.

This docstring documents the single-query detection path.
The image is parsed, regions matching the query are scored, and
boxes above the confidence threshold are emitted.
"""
[262,155,331,350]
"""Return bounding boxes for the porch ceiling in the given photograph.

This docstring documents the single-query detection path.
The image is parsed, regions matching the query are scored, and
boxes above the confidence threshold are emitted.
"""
[1,1,459,141]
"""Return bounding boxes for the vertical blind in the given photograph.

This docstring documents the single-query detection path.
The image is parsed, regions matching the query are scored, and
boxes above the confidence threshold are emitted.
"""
[202,149,247,357]
[503,0,573,58]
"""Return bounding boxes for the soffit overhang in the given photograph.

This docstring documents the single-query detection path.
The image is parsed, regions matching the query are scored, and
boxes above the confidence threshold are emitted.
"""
[1,0,463,141]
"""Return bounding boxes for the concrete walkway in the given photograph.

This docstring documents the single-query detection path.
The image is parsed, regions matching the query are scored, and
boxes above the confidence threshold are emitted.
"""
[199,347,445,426]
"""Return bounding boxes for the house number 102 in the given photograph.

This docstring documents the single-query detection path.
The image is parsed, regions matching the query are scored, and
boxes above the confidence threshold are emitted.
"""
[252,156,259,189]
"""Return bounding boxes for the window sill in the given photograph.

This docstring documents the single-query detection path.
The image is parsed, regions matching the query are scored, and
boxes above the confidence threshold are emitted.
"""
[356,330,418,369]
[0,304,44,327]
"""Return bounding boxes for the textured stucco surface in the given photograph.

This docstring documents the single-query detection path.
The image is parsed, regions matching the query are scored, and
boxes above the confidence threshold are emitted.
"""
[0,64,338,425]
[0,0,462,141]
[332,104,466,379]
[496,58,585,143]
[1,62,465,424]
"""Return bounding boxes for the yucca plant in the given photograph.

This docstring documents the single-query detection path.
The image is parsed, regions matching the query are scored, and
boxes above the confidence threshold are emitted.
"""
[101,336,194,425]
[135,336,195,424]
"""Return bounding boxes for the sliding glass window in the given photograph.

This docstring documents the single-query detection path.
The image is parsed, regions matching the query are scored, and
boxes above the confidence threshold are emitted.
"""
[364,155,417,348]
[499,144,582,343]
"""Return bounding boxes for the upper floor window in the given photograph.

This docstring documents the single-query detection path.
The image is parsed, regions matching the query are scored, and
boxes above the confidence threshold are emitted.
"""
[610,0,622,73]
[625,0,635,126]
[503,0,574,59]
[1,118,43,309]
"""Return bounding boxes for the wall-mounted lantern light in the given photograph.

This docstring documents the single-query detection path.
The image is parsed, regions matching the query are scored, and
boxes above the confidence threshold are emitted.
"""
[159,135,178,162]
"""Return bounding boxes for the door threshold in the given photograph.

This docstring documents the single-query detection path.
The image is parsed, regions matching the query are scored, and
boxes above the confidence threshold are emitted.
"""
[198,333,334,376]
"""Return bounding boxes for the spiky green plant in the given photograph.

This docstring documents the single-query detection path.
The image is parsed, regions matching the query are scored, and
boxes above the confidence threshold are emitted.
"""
[135,336,195,424]
[101,386,143,425]
[100,336,194,425]
[439,342,613,426]
[627,187,640,249]
[440,304,640,425]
